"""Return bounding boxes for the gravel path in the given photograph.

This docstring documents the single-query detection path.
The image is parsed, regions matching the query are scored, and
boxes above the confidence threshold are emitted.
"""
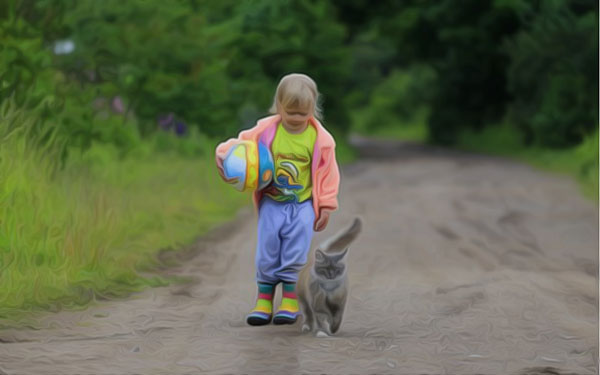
[1,137,597,375]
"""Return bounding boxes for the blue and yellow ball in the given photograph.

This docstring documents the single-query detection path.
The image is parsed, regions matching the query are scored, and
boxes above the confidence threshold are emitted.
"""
[222,140,274,192]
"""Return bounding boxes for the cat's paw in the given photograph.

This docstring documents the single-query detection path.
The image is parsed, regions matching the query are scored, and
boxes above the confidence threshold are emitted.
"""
[301,324,312,333]
[315,330,330,338]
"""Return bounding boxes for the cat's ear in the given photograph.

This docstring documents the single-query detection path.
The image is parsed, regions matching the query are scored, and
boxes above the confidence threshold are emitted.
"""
[319,217,362,253]
[315,249,325,262]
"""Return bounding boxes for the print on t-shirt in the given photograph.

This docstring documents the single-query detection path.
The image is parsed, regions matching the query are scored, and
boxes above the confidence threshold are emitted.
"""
[263,123,316,203]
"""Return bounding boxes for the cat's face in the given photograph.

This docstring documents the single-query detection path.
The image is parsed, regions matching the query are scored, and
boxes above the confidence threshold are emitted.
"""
[314,248,348,280]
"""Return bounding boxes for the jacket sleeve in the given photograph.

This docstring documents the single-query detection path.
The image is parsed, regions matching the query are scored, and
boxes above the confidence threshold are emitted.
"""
[215,124,261,162]
[317,144,340,212]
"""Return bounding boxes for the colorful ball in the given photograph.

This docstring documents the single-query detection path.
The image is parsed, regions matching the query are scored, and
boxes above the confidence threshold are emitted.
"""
[222,140,274,192]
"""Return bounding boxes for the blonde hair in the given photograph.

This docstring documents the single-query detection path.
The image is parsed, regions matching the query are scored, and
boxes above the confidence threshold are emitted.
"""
[269,73,323,120]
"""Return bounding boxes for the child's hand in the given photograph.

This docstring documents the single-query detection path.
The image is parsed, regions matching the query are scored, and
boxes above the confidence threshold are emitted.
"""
[314,208,332,232]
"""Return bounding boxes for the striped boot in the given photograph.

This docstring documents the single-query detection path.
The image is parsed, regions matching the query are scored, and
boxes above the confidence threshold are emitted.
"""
[246,282,275,326]
[273,282,300,325]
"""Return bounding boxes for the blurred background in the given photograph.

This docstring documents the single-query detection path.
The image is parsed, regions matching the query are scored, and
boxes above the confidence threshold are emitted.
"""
[0,0,597,323]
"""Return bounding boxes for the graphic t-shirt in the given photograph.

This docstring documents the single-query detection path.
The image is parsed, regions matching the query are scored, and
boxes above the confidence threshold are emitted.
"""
[263,122,317,203]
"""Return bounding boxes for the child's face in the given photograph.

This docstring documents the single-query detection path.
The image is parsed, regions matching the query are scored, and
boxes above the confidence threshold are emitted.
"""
[280,104,312,132]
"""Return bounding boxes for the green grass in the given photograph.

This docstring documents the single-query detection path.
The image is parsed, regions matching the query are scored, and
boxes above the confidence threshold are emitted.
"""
[359,123,428,142]
[350,108,430,143]
[333,131,359,164]
[455,123,598,202]
[0,106,248,328]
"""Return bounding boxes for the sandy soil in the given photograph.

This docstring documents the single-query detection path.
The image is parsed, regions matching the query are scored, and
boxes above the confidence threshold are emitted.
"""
[0,136,597,375]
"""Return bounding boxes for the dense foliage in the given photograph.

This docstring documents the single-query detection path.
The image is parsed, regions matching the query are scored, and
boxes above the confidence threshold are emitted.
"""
[1,0,597,152]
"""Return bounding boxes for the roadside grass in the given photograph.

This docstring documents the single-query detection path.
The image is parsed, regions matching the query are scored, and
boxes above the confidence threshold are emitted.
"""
[0,106,248,327]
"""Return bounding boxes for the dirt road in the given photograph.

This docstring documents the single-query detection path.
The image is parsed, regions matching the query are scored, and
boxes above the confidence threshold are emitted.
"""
[1,136,597,374]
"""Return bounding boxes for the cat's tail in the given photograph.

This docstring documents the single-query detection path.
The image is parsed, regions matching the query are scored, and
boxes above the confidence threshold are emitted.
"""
[320,216,363,253]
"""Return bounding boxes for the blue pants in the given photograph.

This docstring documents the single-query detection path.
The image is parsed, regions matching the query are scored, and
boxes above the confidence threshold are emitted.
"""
[254,197,315,284]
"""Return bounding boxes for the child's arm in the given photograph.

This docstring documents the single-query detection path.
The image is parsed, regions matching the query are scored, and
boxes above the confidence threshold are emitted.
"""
[314,144,340,231]
[318,144,340,211]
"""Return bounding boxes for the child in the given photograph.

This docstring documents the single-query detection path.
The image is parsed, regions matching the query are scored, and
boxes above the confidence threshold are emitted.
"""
[215,73,340,326]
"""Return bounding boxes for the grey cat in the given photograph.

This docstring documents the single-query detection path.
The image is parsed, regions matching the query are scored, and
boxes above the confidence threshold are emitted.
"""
[297,217,362,337]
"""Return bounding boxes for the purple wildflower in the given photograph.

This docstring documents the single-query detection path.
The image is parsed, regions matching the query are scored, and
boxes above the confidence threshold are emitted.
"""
[174,121,187,136]
[157,113,174,131]
[111,96,124,113]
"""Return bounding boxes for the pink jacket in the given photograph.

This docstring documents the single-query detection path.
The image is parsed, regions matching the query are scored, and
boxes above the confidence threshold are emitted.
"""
[215,114,340,224]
